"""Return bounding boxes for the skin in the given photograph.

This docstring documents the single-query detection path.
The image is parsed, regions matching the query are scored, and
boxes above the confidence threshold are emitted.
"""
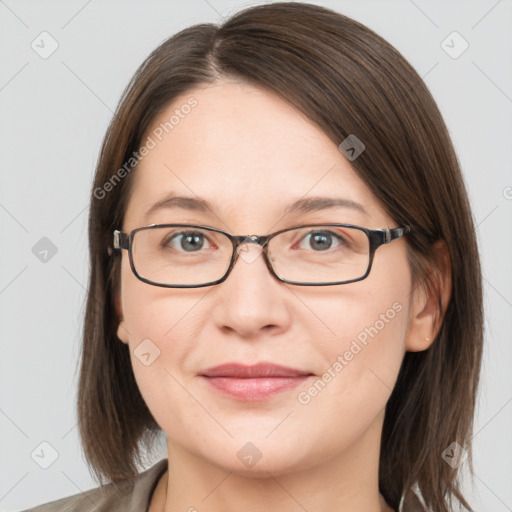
[115,79,451,512]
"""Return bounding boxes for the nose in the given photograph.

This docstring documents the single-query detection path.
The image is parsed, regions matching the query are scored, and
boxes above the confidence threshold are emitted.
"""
[211,240,291,339]
[234,236,267,266]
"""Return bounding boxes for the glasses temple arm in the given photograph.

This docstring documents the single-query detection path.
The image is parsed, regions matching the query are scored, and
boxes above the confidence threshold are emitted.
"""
[384,226,411,243]
[113,230,130,250]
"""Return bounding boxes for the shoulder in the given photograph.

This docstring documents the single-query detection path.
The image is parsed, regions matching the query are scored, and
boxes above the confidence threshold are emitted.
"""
[21,459,168,512]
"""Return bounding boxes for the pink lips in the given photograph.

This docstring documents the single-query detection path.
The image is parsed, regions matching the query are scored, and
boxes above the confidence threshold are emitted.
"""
[199,362,314,401]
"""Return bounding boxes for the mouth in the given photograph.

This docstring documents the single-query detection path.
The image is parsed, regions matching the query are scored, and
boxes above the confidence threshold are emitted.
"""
[198,362,315,401]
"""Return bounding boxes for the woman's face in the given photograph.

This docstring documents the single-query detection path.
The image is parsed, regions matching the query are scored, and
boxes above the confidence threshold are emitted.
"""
[116,79,420,475]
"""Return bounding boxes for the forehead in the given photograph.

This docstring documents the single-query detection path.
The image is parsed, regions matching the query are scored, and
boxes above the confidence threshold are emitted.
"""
[124,79,387,229]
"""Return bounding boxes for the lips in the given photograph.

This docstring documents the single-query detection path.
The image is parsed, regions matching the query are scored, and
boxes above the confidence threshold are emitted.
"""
[199,362,314,401]
[200,362,313,378]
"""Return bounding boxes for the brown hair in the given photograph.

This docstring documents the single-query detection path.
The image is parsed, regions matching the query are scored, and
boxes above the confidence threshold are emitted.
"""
[78,3,483,511]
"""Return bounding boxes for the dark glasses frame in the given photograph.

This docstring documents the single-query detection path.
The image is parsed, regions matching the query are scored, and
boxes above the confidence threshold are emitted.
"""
[112,223,411,288]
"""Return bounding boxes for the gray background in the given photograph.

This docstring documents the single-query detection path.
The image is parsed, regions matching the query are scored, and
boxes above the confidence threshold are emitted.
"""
[1,1,511,510]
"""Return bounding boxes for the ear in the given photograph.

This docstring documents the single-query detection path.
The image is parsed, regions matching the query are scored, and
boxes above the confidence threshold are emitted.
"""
[115,292,129,344]
[405,240,452,352]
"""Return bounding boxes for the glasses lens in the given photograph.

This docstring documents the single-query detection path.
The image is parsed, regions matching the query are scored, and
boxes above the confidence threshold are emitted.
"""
[268,225,370,284]
[132,226,233,286]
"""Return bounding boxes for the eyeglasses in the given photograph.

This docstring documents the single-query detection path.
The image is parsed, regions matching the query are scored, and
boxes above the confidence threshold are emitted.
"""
[112,223,410,288]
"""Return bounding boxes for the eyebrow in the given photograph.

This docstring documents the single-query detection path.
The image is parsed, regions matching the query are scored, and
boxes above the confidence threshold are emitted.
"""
[144,194,368,219]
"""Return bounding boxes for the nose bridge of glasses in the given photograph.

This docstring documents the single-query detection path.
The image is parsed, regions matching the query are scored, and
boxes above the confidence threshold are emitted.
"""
[233,234,269,247]
[232,234,270,265]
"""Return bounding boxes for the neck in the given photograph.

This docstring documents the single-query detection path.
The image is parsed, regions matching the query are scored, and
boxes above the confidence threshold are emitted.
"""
[153,411,394,512]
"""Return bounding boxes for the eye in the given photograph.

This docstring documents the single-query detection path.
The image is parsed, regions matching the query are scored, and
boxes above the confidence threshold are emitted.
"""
[163,230,213,252]
[297,230,347,251]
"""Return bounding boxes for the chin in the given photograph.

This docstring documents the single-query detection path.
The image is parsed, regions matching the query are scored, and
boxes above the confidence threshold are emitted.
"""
[200,437,318,478]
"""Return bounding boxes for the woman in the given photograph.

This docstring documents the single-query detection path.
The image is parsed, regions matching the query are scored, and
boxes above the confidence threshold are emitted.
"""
[25,2,483,511]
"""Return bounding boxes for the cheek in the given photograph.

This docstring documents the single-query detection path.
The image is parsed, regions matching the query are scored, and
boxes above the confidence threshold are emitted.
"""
[304,241,410,368]
[120,251,203,341]
[118,258,206,407]
[288,290,409,459]
[296,250,412,415]
[120,287,208,442]
[305,288,408,396]
[122,282,206,366]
